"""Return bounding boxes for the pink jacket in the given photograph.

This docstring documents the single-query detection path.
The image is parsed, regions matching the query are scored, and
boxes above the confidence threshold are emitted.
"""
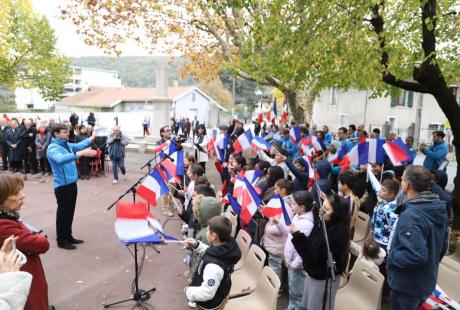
[261,215,289,257]
[284,211,314,270]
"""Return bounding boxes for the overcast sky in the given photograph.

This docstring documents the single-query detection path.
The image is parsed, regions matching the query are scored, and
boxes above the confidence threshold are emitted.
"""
[30,0,151,57]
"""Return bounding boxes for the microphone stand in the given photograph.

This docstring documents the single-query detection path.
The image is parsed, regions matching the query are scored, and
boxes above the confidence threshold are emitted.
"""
[313,167,336,310]
[104,152,172,309]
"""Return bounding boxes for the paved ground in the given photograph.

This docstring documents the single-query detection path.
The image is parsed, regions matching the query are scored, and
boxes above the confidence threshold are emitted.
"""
[7,153,195,310]
[6,152,289,310]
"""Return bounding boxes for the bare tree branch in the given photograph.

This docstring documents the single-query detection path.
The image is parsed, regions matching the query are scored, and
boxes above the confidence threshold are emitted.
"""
[369,1,429,93]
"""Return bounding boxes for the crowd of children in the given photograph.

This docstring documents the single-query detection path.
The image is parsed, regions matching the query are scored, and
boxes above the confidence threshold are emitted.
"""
[156,118,452,310]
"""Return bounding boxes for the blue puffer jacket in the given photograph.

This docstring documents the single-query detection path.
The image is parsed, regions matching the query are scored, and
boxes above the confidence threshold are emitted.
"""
[422,141,448,170]
[47,137,92,188]
[387,191,448,297]
[277,136,299,159]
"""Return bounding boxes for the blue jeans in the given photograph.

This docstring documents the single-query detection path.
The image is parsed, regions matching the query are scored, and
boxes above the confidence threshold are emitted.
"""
[390,290,425,310]
[268,254,283,280]
[111,158,126,181]
[288,268,306,310]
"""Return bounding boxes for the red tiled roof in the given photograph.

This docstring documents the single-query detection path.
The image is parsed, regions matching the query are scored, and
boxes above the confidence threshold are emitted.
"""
[58,86,194,107]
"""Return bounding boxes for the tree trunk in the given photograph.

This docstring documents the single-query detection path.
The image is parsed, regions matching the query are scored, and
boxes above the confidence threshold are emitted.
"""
[283,89,305,123]
[430,81,460,229]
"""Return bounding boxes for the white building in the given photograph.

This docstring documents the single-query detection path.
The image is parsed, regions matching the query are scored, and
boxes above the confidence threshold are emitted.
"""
[62,66,121,97]
[56,86,227,130]
[311,87,457,143]
[15,66,122,110]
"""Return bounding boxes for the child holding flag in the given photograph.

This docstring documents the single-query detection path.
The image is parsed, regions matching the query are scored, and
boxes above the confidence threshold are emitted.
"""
[261,179,293,282]
[284,191,316,310]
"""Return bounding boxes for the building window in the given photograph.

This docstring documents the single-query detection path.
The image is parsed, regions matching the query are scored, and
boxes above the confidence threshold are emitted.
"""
[329,87,338,106]
[339,113,348,126]
[26,104,34,109]
[428,123,445,132]
[192,92,196,102]
[391,90,414,107]
[388,116,397,131]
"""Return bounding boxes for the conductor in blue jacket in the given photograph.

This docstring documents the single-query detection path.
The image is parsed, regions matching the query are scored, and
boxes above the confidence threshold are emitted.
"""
[420,131,448,170]
[47,123,97,250]
[387,165,448,309]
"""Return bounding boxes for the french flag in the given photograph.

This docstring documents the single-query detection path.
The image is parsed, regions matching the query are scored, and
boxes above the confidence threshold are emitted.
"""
[232,176,246,198]
[383,137,411,166]
[299,136,312,155]
[258,112,264,124]
[233,129,253,153]
[261,194,292,225]
[300,152,315,180]
[153,140,171,154]
[358,137,369,165]
[227,194,242,215]
[240,177,262,224]
[281,101,288,122]
[332,145,359,172]
[171,150,185,176]
[160,159,181,184]
[214,133,228,161]
[368,138,386,164]
[251,136,271,151]
[114,201,175,244]
[244,169,264,185]
[358,137,385,165]
[136,168,170,206]
[329,143,349,164]
[272,98,278,124]
[290,126,301,144]
[312,136,327,152]
[146,117,152,136]
[207,128,218,155]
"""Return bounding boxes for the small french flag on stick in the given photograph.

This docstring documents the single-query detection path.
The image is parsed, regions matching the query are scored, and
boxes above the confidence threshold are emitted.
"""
[261,194,292,225]
[382,138,411,166]
[233,129,253,153]
[240,177,261,224]
[251,136,271,151]
[136,168,170,206]
[281,101,288,122]
[290,126,301,144]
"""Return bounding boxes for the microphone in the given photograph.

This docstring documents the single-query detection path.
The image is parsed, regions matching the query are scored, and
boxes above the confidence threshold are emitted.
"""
[160,151,175,162]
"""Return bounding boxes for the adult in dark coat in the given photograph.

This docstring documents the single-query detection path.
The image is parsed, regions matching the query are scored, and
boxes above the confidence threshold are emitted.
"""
[94,135,108,173]
[20,119,38,174]
[69,112,79,127]
[0,175,50,310]
[87,112,96,127]
[0,117,9,170]
[5,119,23,172]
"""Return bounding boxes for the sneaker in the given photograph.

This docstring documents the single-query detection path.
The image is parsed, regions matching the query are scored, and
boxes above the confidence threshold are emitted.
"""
[112,180,119,185]
[123,173,127,180]
[187,301,196,308]
[166,212,174,217]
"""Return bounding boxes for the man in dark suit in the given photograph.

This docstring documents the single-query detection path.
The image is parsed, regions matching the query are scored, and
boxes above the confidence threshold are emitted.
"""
[0,117,9,170]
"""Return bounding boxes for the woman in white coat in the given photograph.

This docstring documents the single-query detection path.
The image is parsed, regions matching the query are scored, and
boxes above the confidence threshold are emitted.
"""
[192,124,209,170]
